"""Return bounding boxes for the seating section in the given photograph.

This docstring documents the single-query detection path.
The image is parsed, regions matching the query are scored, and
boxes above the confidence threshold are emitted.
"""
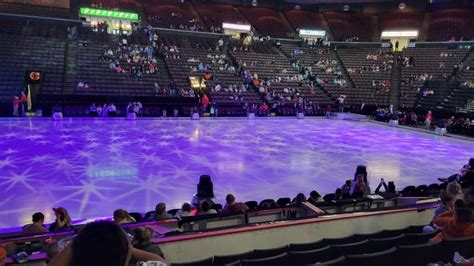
[427,9,474,41]
[336,47,393,106]
[238,7,294,39]
[72,30,162,96]
[378,11,424,31]
[283,9,325,31]
[193,1,248,32]
[142,0,204,31]
[0,19,66,102]
[277,43,340,106]
[170,229,474,266]
[399,47,468,109]
[323,12,372,42]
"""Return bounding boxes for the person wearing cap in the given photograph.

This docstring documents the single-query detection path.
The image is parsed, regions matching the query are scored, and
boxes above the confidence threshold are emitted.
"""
[49,207,73,232]
[22,212,48,235]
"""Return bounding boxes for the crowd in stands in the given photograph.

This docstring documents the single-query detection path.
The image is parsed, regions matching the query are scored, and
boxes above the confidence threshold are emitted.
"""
[99,40,159,80]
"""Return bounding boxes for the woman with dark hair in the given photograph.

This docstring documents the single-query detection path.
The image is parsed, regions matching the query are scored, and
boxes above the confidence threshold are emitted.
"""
[48,221,165,266]
[132,227,164,258]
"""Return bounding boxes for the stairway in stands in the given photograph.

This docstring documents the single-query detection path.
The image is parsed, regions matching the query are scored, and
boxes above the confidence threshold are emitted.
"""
[62,39,78,94]
[156,56,171,89]
[389,51,402,110]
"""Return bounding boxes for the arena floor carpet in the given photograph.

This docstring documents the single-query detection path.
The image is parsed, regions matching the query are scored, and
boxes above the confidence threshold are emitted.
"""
[0,117,472,228]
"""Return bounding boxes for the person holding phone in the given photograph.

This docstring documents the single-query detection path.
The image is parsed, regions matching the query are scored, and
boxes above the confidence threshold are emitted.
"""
[49,207,74,232]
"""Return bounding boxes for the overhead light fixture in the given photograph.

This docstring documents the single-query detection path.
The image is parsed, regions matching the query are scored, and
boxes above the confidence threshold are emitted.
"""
[295,5,301,10]
[252,0,257,7]
[343,5,350,12]
[399,2,406,10]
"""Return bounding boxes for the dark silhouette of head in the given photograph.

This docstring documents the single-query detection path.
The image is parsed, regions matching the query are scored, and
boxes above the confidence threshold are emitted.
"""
[32,212,45,223]
[71,221,130,266]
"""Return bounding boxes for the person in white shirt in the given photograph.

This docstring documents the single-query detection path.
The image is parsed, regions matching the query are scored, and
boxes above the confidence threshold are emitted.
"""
[338,95,346,113]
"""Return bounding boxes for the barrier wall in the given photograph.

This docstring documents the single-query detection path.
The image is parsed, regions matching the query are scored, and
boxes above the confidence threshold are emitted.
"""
[157,207,435,263]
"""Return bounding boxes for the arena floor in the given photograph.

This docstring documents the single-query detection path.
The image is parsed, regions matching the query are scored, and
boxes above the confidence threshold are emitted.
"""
[0,117,472,229]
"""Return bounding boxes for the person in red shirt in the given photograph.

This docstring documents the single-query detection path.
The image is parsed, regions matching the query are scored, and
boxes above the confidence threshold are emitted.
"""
[20,91,27,116]
[201,94,209,113]
[222,194,248,215]
[425,110,433,129]
[12,96,19,116]
[432,199,474,241]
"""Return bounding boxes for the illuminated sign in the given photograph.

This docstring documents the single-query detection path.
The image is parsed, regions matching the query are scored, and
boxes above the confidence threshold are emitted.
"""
[381,31,418,38]
[222,23,251,31]
[299,29,326,36]
[80,7,139,20]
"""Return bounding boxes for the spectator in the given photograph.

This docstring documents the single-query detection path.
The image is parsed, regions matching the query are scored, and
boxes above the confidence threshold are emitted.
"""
[22,212,48,235]
[49,207,73,232]
[198,201,217,215]
[350,174,371,198]
[132,227,164,258]
[0,247,5,266]
[201,94,209,113]
[154,82,161,96]
[374,178,399,199]
[434,190,455,220]
[292,193,307,207]
[222,194,249,215]
[308,190,324,205]
[432,200,474,241]
[147,203,172,221]
[12,96,19,117]
[168,81,177,96]
[48,221,165,266]
[113,209,136,224]
[175,203,194,219]
[447,181,463,200]
[425,110,433,129]
[341,180,352,198]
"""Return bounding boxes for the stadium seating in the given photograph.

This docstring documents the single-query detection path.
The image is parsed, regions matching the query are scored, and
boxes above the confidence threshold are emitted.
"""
[283,9,325,32]
[0,19,66,102]
[427,9,474,41]
[192,1,248,32]
[399,46,468,109]
[378,11,424,32]
[336,47,393,106]
[323,12,372,42]
[238,6,294,39]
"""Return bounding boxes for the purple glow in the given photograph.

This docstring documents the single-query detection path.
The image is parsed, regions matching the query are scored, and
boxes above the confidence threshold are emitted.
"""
[0,118,471,229]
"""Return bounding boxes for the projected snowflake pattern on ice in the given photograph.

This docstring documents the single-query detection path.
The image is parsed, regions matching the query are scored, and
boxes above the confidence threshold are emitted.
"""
[0,118,472,228]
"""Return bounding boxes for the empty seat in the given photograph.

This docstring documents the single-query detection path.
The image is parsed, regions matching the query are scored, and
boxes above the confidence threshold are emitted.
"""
[380,228,409,238]
[369,234,405,252]
[306,255,346,266]
[244,201,258,210]
[346,247,397,266]
[440,236,474,262]
[241,252,287,266]
[249,245,288,259]
[325,235,360,245]
[276,197,291,207]
[171,257,213,266]
[405,230,439,245]
[396,239,442,265]
[213,251,253,265]
[353,231,385,241]
[288,245,340,265]
[332,239,370,255]
[288,239,328,252]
